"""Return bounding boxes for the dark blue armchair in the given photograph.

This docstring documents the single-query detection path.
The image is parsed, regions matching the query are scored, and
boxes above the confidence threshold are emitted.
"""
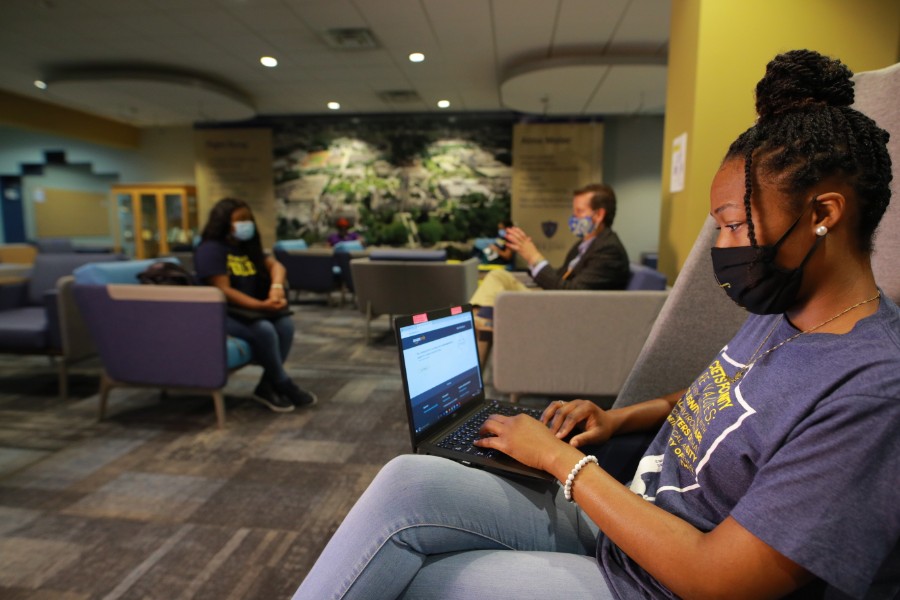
[0,252,125,399]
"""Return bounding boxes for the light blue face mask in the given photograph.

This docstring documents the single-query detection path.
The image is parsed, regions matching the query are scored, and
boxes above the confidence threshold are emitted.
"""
[233,220,256,241]
[498,229,507,239]
[568,214,595,238]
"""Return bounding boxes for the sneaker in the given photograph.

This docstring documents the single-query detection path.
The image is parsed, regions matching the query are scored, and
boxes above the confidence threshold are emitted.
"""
[274,379,318,407]
[252,381,294,413]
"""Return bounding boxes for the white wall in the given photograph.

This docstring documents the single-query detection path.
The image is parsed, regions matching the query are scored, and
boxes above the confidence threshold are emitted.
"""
[602,115,665,264]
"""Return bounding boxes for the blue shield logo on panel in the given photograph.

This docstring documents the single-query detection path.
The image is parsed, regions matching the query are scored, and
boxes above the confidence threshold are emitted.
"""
[541,221,558,238]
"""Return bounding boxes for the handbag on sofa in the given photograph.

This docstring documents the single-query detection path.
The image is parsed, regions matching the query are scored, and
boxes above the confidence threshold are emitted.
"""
[137,261,195,286]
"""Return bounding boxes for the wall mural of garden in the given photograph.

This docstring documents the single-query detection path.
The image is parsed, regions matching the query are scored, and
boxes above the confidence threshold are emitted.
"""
[264,113,515,253]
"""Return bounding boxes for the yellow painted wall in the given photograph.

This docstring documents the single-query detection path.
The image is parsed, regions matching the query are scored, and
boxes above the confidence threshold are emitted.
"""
[0,90,140,149]
[659,0,900,281]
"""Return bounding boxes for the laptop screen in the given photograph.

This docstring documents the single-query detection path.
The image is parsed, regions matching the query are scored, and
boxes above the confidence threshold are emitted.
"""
[395,306,484,440]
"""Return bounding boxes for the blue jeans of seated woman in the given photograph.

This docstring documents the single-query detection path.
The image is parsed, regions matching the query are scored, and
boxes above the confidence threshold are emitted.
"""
[293,454,613,600]
[226,314,294,384]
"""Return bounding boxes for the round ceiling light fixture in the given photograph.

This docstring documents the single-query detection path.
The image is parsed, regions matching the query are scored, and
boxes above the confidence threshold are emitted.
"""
[260,56,278,67]
[327,101,341,110]
[408,52,425,63]
[437,100,450,108]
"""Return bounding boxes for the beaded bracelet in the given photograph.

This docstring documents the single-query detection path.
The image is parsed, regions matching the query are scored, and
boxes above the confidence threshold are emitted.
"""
[564,455,598,502]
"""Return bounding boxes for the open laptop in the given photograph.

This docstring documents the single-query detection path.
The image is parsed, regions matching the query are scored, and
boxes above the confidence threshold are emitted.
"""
[394,304,554,481]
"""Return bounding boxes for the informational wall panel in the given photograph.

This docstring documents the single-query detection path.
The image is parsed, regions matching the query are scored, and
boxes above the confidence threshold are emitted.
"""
[511,123,603,266]
[194,128,276,249]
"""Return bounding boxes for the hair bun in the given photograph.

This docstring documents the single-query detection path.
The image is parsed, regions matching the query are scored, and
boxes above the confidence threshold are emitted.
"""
[755,49,854,119]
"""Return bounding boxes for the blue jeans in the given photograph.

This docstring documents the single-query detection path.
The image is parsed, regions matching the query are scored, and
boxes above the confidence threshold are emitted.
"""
[226,314,294,384]
[294,455,613,600]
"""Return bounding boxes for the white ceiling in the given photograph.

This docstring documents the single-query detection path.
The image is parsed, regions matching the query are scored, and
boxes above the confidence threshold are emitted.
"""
[0,0,671,127]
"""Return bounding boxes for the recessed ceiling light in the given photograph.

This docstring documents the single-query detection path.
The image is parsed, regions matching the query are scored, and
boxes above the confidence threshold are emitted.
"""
[327,101,341,110]
[437,100,450,108]
[34,80,47,89]
[260,56,278,67]
[409,52,425,63]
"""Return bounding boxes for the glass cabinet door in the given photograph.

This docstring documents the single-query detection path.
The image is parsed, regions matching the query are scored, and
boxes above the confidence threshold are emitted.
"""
[186,194,199,247]
[139,194,160,258]
[164,194,186,250]
[116,193,135,257]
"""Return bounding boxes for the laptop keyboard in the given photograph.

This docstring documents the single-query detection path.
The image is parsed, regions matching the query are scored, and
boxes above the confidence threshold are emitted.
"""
[435,401,545,458]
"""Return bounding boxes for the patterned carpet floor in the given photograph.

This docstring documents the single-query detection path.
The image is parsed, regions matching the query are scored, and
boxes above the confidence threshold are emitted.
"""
[0,303,436,599]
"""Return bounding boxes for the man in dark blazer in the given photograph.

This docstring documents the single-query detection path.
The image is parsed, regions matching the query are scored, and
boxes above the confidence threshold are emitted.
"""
[522,183,630,290]
[469,183,630,363]
[470,183,630,306]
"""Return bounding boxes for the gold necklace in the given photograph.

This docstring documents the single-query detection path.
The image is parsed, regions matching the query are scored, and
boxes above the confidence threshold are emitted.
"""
[730,291,881,383]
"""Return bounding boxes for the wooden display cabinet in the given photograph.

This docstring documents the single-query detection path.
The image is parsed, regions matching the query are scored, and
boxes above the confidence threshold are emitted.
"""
[113,184,198,259]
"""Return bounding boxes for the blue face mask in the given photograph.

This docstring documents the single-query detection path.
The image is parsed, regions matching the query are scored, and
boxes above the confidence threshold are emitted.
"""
[568,214,595,238]
[498,229,507,239]
[232,220,256,241]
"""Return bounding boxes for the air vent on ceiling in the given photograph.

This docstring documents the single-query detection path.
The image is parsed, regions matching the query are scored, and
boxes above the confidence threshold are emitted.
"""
[378,90,422,104]
[322,28,379,50]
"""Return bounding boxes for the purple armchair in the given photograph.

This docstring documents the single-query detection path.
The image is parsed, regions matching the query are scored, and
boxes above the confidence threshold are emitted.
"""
[73,260,253,428]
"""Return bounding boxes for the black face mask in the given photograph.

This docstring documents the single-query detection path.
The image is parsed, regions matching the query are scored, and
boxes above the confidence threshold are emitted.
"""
[710,201,823,315]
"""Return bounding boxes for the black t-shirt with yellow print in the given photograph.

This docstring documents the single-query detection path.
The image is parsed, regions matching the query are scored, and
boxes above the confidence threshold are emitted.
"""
[194,239,270,300]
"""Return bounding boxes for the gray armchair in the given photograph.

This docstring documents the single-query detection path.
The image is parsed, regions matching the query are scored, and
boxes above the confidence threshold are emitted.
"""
[351,253,479,342]
[492,290,670,402]
[491,263,671,401]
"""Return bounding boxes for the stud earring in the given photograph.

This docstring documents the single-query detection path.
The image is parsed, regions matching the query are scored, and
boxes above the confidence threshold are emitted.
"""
[815,225,828,237]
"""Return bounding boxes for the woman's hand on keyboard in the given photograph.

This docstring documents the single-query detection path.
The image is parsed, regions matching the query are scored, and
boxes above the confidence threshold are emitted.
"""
[474,414,578,474]
[541,399,617,448]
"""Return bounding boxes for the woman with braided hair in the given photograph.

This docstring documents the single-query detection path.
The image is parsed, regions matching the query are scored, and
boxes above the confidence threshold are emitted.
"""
[294,50,898,600]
